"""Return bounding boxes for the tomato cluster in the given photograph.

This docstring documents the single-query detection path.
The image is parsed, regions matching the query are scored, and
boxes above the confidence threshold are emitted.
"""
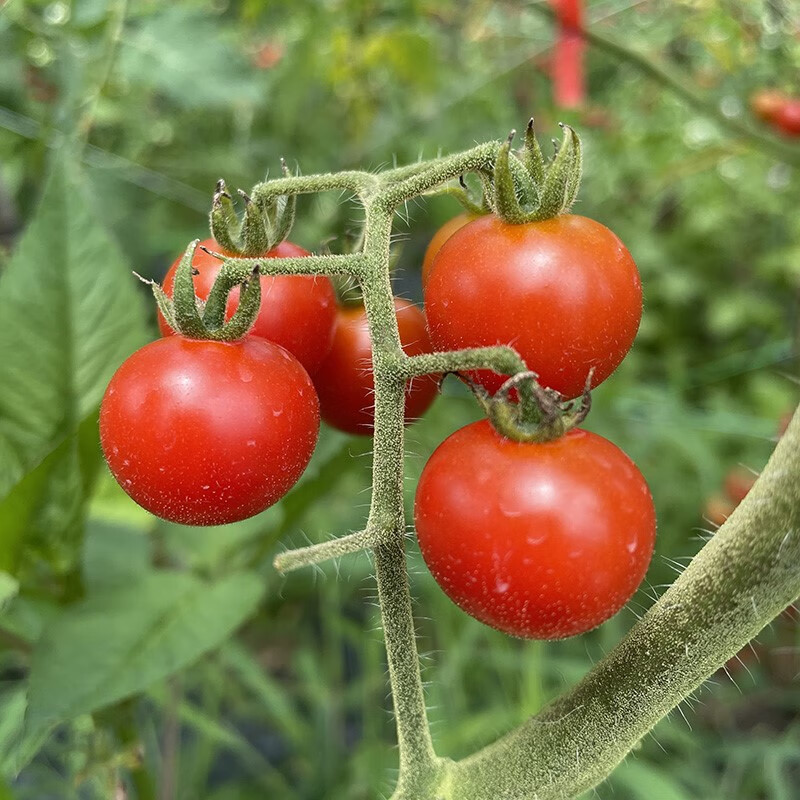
[101,237,439,525]
[415,209,654,639]
[100,145,655,641]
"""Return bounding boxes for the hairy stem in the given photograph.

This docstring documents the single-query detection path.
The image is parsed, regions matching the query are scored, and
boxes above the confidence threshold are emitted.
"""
[401,346,526,378]
[251,171,378,203]
[375,540,438,777]
[273,527,388,573]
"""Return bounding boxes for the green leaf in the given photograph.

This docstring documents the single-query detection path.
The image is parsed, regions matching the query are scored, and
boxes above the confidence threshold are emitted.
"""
[0,686,47,781]
[118,8,260,108]
[0,157,148,511]
[0,573,18,612]
[612,758,692,800]
[0,411,104,572]
[82,519,152,592]
[26,570,264,735]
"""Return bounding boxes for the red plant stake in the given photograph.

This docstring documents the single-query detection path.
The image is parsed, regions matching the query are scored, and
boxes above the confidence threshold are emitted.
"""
[550,0,585,109]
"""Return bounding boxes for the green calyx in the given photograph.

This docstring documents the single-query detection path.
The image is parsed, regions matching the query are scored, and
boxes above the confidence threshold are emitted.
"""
[210,160,296,256]
[480,370,593,443]
[151,240,262,342]
[491,118,583,224]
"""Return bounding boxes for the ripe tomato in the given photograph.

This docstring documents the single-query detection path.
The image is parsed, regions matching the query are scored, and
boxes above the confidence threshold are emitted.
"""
[414,421,655,639]
[100,336,319,526]
[424,214,642,399]
[773,100,800,136]
[313,299,438,435]
[724,467,756,506]
[158,238,336,375]
[750,90,786,123]
[421,213,476,286]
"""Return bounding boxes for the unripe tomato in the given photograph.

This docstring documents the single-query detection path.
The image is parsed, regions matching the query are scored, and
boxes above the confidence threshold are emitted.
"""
[773,100,800,136]
[424,214,642,399]
[414,421,655,639]
[158,238,336,375]
[313,299,438,435]
[100,336,319,526]
[421,213,476,286]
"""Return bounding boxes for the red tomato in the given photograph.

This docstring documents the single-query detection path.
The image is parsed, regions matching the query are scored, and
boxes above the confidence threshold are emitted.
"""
[158,238,336,375]
[314,299,438,435]
[724,467,756,506]
[414,421,655,639]
[750,90,786,123]
[773,100,800,136]
[100,336,319,526]
[424,214,642,399]
[421,213,476,286]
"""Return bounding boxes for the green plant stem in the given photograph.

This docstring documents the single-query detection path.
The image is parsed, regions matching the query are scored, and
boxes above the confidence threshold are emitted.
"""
[401,346,526,378]
[531,3,800,165]
[273,527,387,573]
[108,701,157,800]
[251,171,378,203]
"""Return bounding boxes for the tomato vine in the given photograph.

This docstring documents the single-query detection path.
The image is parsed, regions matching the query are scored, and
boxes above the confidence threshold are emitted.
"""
[120,126,800,799]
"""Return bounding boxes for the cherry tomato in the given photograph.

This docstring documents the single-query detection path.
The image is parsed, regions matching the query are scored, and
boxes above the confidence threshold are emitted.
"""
[724,467,756,506]
[750,90,786,123]
[424,214,642,399]
[314,299,438,435]
[100,336,319,526]
[414,421,655,639]
[703,494,735,528]
[158,238,336,375]
[773,100,800,136]
[421,213,476,286]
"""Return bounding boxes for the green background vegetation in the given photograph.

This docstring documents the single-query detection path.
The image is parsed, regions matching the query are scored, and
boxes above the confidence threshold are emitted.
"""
[0,0,799,797]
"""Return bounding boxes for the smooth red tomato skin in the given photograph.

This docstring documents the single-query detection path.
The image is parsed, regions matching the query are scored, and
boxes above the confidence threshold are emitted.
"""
[100,337,319,526]
[773,101,800,136]
[424,214,642,399]
[314,299,438,435]
[158,238,336,375]
[414,421,655,639]
[421,213,476,286]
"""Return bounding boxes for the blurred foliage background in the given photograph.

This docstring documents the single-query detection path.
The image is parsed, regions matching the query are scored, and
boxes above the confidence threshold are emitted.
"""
[1,0,800,798]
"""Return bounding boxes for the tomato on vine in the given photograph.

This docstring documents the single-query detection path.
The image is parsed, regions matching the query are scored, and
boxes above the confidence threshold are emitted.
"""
[314,298,438,435]
[424,214,642,399]
[414,420,655,639]
[421,213,476,286]
[100,336,319,526]
[158,238,337,375]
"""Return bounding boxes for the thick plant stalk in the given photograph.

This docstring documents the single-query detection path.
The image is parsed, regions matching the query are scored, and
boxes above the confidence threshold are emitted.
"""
[206,141,800,800]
